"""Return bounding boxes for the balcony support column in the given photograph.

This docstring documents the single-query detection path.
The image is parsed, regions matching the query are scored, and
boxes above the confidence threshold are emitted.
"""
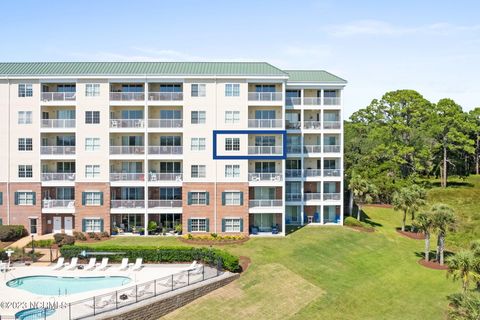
[143,79,149,236]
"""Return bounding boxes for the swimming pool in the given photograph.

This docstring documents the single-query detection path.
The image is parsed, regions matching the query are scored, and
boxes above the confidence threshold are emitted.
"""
[7,275,131,296]
[15,308,55,320]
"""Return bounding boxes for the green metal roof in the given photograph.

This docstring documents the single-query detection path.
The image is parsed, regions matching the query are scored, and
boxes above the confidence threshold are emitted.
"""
[284,70,347,84]
[0,62,288,77]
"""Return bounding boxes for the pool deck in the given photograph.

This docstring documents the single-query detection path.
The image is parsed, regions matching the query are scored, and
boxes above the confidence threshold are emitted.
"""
[0,262,216,319]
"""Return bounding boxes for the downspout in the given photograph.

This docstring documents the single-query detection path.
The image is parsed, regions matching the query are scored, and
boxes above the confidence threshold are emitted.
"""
[7,77,11,224]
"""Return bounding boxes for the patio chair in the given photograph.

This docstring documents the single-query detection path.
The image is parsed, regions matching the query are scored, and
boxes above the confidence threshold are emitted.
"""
[130,258,143,271]
[181,261,197,271]
[65,257,78,270]
[116,258,129,271]
[159,273,186,287]
[127,282,154,298]
[94,258,109,271]
[84,257,97,271]
[86,293,116,310]
[52,257,65,270]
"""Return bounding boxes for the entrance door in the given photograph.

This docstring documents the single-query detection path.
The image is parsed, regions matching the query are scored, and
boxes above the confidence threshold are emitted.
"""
[64,217,73,235]
[30,218,38,234]
[53,217,62,234]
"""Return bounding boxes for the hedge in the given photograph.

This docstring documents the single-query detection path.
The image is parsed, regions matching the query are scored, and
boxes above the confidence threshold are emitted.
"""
[0,225,27,242]
[344,217,364,227]
[60,245,240,273]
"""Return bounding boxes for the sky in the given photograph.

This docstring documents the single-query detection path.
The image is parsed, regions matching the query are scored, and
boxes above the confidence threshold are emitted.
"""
[0,0,479,117]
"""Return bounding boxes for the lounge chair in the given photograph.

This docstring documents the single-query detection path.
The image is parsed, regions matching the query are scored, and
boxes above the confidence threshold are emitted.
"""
[182,260,197,271]
[52,257,65,270]
[116,258,129,271]
[86,293,116,309]
[65,257,78,271]
[190,265,203,275]
[130,258,143,271]
[94,258,109,271]
[127,282,153,298]
[84,258,97,271]
[159,273,186,287]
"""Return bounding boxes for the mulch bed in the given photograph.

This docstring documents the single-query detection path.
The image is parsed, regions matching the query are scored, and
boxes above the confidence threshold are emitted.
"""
[396,230,425,240]
[179,237,250,246]
[345,225,375,233]
[418,259,449,270]
[239,256,251,273]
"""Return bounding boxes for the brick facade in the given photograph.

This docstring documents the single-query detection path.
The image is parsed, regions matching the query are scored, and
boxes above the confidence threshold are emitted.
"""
[75,182,111,233]
[8,182,42,234]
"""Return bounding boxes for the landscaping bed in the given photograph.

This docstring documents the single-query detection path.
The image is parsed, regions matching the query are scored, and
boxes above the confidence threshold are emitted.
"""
[344,217,375,232]
[396,229,425,240]
[417,259,449,270]
[180,234,249,246]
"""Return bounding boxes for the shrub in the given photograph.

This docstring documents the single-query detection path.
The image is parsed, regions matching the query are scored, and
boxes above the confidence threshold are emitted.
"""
[87,232,95,239]
[53,233,75,247]
[94,233,102,240]
[60,245,240,273]
[27,239,55,248]
[73,231,87,241]
[175,224,182,234]
[100,231,110,238]
[147,221,157,232]
[344,217,363,227]
[0,225,27,242]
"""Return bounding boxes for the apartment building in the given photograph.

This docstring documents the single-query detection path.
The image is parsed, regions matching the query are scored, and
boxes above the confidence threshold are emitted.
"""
[0,62,345,236]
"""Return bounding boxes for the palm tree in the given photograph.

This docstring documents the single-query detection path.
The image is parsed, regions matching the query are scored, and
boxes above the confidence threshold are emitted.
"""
[408,184,427,222]
[447,250,480,293]
[470,240,480,290]
[432,204,456,265]
[392,185,427,232]
[413,211,434,262]
[348,174,377,221]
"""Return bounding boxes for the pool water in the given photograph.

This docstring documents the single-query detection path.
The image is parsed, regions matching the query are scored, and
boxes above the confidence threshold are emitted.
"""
[15,308,55,320]
[7,276,131,296]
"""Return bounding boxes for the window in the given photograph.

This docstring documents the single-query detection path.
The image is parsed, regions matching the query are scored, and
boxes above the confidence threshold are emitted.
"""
[16,192,34,205]
[18,111,32,124]
[225,84,240,97]
[189,192,208,205]
[84,219,102,232]
[225,165,240,178]
[85,165,100,178]
[85,84,100,97]
[85,138,100,151]
[84,192,102,206]
[255,162,276,173]
[191,84,206,97]
[190,218,207,232]
[191,111,206,124]
[191,138,206,151]
[224,192,241,206]
[225,111,240,124]
[85,111,100,124]
[224,218,241,232]
[225,138,240,151]
[18,138,33,151]
[191,165,206,178]
[18,84,33,97]
[18,165,33,178]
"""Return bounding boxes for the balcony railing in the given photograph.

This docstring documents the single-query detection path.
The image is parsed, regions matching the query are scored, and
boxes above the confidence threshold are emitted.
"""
[148,119,183,128]
[148,92,183,101]
[110,200,145,208]
[110,119,145,128]
[286,121,301,129]
[41,119,76,128]
[110,173,145,181]
[323,121,341,129]
[248,119,283,128]
[148,173,183,182]
[41,92,76,102]
[286,193,302,202]
[304,193,322,201]
[324,97,341,105]
[110,92,145,101]
[148,146,183,155]
[109,146,145,155]
[285,97,301,106]
[40,146,76,155]
[41,173,76,181]
[304,121,322,129]
[287,145,302,154]
[324,169,342,177]
[248,92,282,101]
[249,199,283,207]
[324,193,341,201]
[286,169,303,178]
[248,173,283,182]
[42,199,75,208]
[324,145,341,153]
[304,97,322,105]
[304,145,322,153]
[248,146,283,155]
[304,169,322,177]
[148,200,182,208]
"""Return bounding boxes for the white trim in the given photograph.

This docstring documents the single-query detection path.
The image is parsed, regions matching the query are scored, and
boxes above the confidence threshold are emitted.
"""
[0,75,289,80]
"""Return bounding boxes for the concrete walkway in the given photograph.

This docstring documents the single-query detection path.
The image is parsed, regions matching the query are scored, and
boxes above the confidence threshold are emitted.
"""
[6,233,54,249]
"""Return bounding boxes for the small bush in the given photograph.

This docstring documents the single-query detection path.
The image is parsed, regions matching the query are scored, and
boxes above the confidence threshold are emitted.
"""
[94,233,102,240]
[53,233,75,247]
[147,221,157,232]
[344,217,363,227]
[100,231,110,238]
[73,231,87,241]
[27,239,55,248]
[0,225,28,242]
[87,232,95,239]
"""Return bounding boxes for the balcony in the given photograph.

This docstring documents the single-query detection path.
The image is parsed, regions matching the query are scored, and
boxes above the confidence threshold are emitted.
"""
[286,145,302,154]
[324,193,341,201]
[248,119,283,128]
[42,199,75,209]
[286,169,303,178]
[148,173,183,182]
[304,193,322,201]
[304,169,322,178]
[249,199,283,207]
[248,173,283,182]
[248,146,283,155]
[148,92,183,101]
[148,119,183,128]
[303,145,322,154]
[148,200,182,208]
[323,121,341,129]
[110,200,145,209]
[285,97,302,106]
[248,92,282,101]
[304,97,322,106]
[324,97,341,105]
[286,121,301,130]
[40,146,76,155]
[324,145,341,153]
[110,119,145,128]
[41,173,76,182]
[324,169,342,177]
[286,193,302,202]
[304,121,322,130]
[109,92,145,101]
[110,173,145,181]
[41,119,76,129]
[41,92,76,102]
[148,146,183,155]
[109,146,145,155]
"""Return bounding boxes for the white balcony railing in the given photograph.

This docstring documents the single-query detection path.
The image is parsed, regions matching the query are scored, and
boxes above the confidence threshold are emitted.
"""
[249,199,283,207]
[248,92,282,101]
[248,119,283,128]
[148,119,183,128]
[148,200,182,208]
[148,146,183,155]
[110,200,145,208]
[109,146,145,155]
[42,199,75,208]
[303,97,322,105]
[324,169,342,177]
[248,173,283,182]
[110,173,145,181]
[248,146,283,155]
[41,119,76,128]
[148,92,183,101]
[286,193,302,202]
[40,146,76,155]
[41,173,76,181]
[304,121,322,129]
[304,169,322,177]
[41,92,76,102]
[286,169,303,178]
[324,97,341,105]
[323,121,341,129]
[287,145,302,154]
[148,173,183,182]
[304,193,322,201]
[324,145,341,153]
[110,92,145,101]
[303,145,322,153]
[285,97,301,106]
[286,121,301,130]
[110,119,144,128]
[324,193,341,201]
